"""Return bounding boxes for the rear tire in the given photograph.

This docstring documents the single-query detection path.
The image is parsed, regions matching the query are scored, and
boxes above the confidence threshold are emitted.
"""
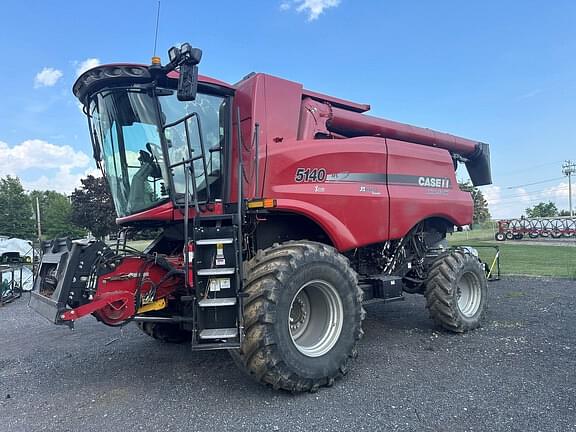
[494,232,506,241]
[231,241,364,392]
[424,249,487,333]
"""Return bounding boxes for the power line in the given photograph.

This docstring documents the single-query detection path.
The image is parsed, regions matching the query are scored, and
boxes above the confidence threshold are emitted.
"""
[495,160,564,178]
[488,192,571,210]
[504,177,564,189]
[497,185,568,200]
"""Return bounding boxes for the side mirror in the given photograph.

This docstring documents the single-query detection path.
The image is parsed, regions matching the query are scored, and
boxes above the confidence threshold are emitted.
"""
[177,45,203,102]
[177,62,199,101]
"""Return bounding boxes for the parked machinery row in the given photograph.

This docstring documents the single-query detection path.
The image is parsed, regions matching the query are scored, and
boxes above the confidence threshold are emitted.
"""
[496,217,576,240]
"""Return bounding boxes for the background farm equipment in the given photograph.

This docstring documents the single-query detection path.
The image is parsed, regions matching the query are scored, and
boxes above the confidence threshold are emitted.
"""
[0,238,36,305]
[0,265,28,305]
[496,217,576,240]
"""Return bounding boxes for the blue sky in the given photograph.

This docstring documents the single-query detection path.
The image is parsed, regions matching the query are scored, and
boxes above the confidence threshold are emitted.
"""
[0,0,575,218]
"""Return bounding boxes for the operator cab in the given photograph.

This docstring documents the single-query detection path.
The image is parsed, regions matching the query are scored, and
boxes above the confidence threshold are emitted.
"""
[74,44,233,221]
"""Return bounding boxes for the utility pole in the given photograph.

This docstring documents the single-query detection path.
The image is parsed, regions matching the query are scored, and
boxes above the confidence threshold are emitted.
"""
[562,160,576,217]
[35,196,42,240]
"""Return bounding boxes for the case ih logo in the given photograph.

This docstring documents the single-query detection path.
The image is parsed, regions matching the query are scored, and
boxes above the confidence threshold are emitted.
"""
[387,174,452,189]
[418,176,451,189]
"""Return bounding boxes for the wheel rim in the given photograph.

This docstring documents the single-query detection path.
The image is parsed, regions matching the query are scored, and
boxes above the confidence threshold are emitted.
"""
[456,271,482,318]
[289,280,344,357]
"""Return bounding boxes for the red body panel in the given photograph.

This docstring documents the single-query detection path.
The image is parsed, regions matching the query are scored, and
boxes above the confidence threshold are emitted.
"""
[386,140,472,239]
[262,136,470,251]
[116,201,224,225]
[229,74,474,251]
[263,137,390,251]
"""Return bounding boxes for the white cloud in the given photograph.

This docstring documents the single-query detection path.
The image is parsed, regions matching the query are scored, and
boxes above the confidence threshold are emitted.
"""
[75,58,101,77]
[483,182,572,219]
[545,182,569,199]
[281,0,341,20]
[24,167,100,194]
[34,67,63,88]
[518,89,543,100]
[0,139,89,173]
[482,185,501,207]
[0,139,93,194]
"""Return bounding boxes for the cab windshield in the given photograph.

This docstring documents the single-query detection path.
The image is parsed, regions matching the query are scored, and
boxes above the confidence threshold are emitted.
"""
[89,87,227,217]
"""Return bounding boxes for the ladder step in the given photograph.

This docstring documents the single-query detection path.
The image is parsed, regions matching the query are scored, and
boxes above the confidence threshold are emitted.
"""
[197,268,235,276]
[199,328,238,340]
[196,238,234,245]
[198,297,237,307]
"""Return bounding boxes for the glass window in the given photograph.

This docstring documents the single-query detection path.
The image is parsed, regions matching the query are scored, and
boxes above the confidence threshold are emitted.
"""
[159,92,227,202]
[90,90,170,217]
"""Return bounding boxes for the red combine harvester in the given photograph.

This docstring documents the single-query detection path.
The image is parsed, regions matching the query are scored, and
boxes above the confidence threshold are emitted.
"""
[31,43,492,391]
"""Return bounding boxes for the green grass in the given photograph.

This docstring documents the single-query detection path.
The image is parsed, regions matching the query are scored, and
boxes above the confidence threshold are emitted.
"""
[448,234,576,279]
[450,227,497,242]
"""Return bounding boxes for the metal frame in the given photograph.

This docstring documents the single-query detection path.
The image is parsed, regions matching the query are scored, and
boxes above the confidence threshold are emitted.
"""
[470,245,501,281]
[0,264,24,306]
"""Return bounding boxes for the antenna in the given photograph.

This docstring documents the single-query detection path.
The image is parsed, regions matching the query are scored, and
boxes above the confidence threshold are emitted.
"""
[152,1,161,57]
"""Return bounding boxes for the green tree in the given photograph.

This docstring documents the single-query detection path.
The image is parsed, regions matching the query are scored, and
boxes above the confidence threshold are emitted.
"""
[559,209,572,217]
[525,201,558,218]
[30,190,86,239]
[70,175,117,238]
[0,176,35,239]
[458,181,491,224]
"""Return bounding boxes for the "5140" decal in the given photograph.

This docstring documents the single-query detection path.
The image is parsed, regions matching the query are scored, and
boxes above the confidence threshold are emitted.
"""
[294,168,327,183]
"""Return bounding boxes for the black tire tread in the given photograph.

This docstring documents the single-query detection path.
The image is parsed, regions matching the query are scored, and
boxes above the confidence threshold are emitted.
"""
[424,249,487,333]
[232,241,364,392]
[136,321,191,344]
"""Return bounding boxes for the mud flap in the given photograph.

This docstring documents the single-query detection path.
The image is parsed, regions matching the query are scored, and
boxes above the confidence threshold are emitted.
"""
[29,238,113,327]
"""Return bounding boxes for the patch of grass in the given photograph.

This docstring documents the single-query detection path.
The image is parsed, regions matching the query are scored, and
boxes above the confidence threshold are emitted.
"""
[505,291,526,298]
[450,228,496,242]
[448,237,576,279]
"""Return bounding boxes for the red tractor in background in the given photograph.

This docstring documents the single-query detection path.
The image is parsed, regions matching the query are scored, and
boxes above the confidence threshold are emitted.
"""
[31,43,492,392]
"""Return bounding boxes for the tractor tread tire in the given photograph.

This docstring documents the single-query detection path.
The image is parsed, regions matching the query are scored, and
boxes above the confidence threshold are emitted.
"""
[137,321,192,344]
[424,249,487,333]
[231,241,364,392]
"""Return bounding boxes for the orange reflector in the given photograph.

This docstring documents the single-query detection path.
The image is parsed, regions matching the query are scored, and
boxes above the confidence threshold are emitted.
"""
[151,56,161,65]
[247,199,276,209]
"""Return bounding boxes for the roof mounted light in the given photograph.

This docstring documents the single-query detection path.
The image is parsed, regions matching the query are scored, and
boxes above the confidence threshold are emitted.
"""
[180,43,191,55]
[166,43,202,68]
[168,46,180,63]
[165,43,203,101]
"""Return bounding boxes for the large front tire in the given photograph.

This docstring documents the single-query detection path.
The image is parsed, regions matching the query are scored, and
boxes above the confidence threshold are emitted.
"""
[424,249,487,333]
[232,241,364,392]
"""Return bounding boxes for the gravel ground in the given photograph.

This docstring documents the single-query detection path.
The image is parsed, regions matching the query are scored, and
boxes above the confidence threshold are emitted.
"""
[1,277,575,432]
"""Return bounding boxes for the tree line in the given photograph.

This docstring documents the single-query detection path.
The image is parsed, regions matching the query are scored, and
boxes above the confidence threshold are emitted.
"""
[525,201,572,218]
[0,175,116,240]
